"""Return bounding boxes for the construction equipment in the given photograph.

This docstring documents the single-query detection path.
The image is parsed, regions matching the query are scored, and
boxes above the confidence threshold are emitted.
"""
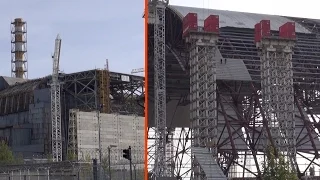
[50,34,63,162]
[149,0,171,178]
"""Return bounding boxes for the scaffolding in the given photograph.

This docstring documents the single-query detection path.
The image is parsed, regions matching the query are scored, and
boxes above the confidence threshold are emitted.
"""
[98,69,111,113]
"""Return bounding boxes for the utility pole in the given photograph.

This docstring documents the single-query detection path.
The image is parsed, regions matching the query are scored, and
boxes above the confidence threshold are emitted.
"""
[108,145,117,180]
[123,146,133,180]
[133,164,137,180]
[97,109,102,163]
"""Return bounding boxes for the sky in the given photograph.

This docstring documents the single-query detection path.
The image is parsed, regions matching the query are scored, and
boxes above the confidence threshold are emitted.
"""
[0,0,144,78]
[1,0,319,79]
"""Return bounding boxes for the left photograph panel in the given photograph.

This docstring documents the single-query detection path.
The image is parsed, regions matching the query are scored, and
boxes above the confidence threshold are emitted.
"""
[0,1,145,179]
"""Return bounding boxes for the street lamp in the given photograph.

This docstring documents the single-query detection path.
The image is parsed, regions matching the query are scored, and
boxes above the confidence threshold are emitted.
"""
[108,145,117,180]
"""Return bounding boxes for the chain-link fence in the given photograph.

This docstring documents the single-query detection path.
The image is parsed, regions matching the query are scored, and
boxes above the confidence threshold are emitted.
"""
[0,161,144,180]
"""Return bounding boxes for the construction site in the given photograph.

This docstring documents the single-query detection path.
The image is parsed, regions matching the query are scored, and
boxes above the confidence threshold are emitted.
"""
[147,1,320,180]
[0,18,145,180]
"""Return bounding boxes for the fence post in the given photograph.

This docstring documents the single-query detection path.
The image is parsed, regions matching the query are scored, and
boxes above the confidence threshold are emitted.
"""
[27,169,30,180]
[47,168,50,180]
[93,158,98,180]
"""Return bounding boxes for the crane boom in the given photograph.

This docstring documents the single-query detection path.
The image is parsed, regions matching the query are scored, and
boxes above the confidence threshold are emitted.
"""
[51,34,62,162]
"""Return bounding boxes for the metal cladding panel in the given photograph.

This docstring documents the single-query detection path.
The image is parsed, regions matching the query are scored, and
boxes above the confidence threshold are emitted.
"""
[217,58,253,81]
[0,76,27,86]
[33,88,50,103]
[169,5,310,33]
[11,128,31,146]
[0,112,28,127]
[12,144,44,153]
[216,49,252,81]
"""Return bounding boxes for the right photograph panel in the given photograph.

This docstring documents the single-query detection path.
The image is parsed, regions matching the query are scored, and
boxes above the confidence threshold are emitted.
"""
[146,0,318,180]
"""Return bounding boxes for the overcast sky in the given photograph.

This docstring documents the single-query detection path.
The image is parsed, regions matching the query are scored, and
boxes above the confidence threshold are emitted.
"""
[0,0,144,78]
[0,0,318,79]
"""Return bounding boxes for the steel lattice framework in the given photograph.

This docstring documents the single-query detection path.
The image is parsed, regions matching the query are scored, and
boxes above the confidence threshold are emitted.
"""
[147,5,320,179]
[151,0,171,177]
[50,35,62,162]
[186,32,219,180]
[258,38,296,167]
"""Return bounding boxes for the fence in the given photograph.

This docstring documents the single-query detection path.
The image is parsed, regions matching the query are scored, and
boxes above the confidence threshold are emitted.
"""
[0,161,144,180]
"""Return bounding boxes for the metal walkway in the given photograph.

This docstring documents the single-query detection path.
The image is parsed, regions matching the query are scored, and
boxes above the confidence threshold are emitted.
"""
[192,147,228,180]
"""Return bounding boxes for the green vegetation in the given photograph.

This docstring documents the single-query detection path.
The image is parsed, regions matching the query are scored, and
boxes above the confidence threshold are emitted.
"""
[261,146,298,180]
[0,140,25,165]
[0,140,15,165]
[67,151,77,161]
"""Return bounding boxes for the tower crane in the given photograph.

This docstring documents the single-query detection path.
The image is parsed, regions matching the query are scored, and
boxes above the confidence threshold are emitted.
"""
[149,0,171,178]
[50,34,62,162]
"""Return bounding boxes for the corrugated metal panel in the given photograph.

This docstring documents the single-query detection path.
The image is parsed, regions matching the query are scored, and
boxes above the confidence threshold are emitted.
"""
[170,5,311,33]
[1,76,27,86]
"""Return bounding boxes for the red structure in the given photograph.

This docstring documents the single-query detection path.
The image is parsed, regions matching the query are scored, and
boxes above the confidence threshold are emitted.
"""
[204,15,219,33]
[182,13,198,37]
[279,22,296,39]
[254,20,271,42]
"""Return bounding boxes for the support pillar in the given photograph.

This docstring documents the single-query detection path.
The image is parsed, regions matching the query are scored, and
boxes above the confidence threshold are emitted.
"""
[186,31,218,180]
[257,37,296,168]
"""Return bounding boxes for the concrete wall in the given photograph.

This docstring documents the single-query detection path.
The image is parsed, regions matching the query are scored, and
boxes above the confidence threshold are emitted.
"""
[71,110,145,168]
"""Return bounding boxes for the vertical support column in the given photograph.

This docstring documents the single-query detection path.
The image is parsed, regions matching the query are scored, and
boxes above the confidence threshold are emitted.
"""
[151,0,169,177]
[165,128,174,176]
[186,32,218,180]
[257,37,295,164]
[67,109,79,160]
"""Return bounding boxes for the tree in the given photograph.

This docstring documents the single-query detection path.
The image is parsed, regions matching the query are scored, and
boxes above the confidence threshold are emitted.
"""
[0,140,15,165]
[262,146,298,180]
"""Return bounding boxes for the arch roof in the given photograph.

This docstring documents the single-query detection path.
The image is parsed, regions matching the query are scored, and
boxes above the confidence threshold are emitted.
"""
[169,5,311,33]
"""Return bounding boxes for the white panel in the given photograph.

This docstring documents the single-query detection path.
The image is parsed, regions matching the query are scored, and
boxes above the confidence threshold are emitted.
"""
[74,111,145,167]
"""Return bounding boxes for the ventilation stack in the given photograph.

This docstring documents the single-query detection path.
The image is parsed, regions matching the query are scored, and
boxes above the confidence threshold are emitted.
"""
[11,18,27,79]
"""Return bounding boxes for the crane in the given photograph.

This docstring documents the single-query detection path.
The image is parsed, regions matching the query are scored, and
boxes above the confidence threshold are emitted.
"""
[50,34,62,162]
[149,0,171,178]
